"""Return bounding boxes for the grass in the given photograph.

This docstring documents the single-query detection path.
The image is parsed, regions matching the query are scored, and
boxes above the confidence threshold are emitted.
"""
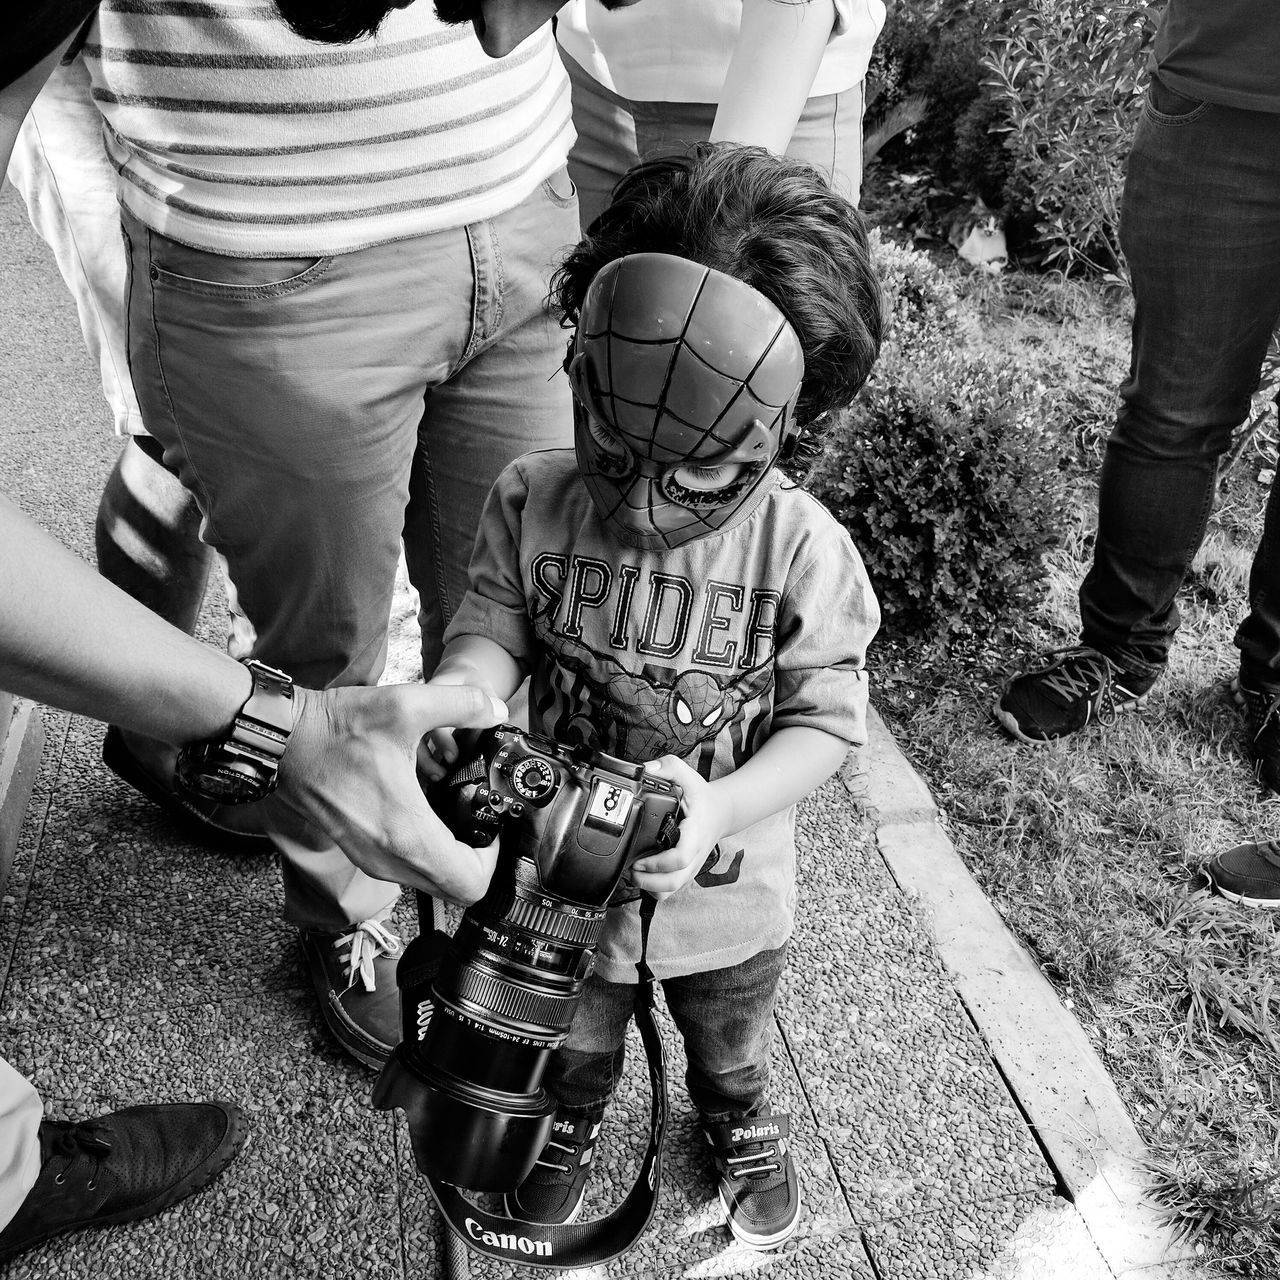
[868,263,1280,1275]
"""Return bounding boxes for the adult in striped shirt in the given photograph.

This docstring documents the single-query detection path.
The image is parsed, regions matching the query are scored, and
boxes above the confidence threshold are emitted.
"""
[8,0,592,1074]
[2,4,567,1260]
[86,0,588,1071]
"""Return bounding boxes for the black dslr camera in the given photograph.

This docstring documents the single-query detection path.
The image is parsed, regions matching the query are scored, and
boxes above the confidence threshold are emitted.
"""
[372,724,682,1193]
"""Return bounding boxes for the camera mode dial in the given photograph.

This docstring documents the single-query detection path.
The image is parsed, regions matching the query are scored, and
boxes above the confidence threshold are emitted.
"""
[507,755,557,802]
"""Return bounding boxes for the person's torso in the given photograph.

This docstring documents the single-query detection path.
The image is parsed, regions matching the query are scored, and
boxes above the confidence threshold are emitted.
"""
[504,451,868,980]
[555,0,886,103]
[81,0,573,255]
[1153,0,1280,113]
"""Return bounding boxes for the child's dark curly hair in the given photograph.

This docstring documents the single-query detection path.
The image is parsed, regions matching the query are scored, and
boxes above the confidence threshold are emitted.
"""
[550,142,883,441]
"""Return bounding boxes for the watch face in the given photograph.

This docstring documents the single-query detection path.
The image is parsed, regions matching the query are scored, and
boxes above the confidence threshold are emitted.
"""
[174,662,293,805]
[176,750,275,805]
[198,761,271,803]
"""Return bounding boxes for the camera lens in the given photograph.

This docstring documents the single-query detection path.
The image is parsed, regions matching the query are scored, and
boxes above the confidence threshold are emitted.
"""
[378,859,610,1191]
[374,725,682,1195]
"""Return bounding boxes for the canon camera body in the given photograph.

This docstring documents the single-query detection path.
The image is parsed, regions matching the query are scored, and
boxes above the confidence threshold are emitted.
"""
[371,724,681,1192]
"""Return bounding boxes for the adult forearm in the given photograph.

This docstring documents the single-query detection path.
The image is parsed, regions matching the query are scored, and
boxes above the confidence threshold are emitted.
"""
[710,0,836,154]
[0,495,251,741]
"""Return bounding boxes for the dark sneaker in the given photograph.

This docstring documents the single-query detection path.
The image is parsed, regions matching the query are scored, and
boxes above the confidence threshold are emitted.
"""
[1204,840,1280,907]
[503,1111,603,1225]
[1233,674,1280,795]
[705,1109,800,1250]
[0,1102,246,1265]
[994,645,1158,743]
[299,920,403,1069]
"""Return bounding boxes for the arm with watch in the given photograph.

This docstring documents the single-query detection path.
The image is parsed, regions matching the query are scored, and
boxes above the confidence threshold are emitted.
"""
[0,494,507,904]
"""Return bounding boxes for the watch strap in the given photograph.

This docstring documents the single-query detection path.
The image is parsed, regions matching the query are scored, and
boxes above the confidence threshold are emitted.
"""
[174,659,295,803]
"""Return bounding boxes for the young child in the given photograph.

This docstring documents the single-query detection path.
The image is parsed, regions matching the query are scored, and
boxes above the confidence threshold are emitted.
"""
[422,142,882,1250]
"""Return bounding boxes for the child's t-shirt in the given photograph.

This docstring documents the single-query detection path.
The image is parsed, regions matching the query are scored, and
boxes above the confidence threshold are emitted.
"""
[444,449,880,981]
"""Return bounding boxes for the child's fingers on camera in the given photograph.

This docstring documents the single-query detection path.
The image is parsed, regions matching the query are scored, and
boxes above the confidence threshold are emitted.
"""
[629,867,683,899]
[644,753,698,785]
[431,728,459,762]
[416,739,448,782]
[631,847,685,876]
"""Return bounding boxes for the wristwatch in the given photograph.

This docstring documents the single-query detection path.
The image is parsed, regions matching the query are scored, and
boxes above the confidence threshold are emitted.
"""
[174,659,296,804]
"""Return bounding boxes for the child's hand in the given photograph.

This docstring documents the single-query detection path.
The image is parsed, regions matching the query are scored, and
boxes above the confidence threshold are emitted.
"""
[628,754,733,901]
[416,727,460,783]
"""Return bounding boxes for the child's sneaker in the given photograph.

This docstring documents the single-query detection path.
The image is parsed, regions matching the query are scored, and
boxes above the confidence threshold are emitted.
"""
[503,1111,602,1225]
[994,645,1157,743]
[705,1109,800,1250]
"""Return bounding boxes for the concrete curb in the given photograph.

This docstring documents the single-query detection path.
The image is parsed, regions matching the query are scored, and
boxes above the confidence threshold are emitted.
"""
[847,706,1199,1280]
[0,695,44,899]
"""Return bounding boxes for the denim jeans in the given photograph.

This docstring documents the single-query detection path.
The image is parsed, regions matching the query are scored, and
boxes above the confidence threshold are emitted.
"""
[549,943,788,1124]
[122,175,578,930]
[559,48,865,230]
[1080,78,1280,678]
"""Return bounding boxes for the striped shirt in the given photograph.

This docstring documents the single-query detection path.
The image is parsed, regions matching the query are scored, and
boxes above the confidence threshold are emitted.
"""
[80,1,574,256]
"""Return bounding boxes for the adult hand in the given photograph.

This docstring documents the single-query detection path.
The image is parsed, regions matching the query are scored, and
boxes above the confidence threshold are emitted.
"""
[272,682,508,904]
[628,754,733,901]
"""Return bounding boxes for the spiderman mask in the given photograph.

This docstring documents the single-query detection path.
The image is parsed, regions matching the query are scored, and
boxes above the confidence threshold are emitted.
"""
[568,253,805,550]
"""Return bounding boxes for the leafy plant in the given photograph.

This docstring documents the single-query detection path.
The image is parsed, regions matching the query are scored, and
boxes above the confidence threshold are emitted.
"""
[862,93,930,170]
[804,235,1071,651]
[982,1,1161,274]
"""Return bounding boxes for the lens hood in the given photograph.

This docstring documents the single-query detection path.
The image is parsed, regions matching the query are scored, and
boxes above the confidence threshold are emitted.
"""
[373,1046,556,1192]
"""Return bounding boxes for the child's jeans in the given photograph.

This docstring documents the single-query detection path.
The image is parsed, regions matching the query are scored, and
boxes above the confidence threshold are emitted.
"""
[549,944,789,1124]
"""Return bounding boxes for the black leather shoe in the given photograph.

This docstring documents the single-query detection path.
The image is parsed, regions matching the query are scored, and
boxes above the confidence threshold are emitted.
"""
[0,1102,247,1265]
[299,921,403,1069]
[102,726,272,851]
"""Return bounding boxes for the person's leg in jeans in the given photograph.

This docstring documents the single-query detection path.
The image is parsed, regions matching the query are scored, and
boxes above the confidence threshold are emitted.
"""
[996,84,1280,746]
[122,172,576,1064]
[505,973,635,1223]
[662,944,787,1121]
[1081,83,1280,677]
[664,945,800,1249]
[121,208,483,1064]
[405,168,578,677]
[545,973,637,1116]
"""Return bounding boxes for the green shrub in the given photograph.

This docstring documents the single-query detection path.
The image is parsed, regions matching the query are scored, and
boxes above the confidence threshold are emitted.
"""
[804,235,1072,651]
[866,1,1001,187]
[982,1,1161,274]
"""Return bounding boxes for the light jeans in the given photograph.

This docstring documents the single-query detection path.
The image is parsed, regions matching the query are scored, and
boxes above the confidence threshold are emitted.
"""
[0,1058,41,1232]
[122,176,579,930]
[560,48,865,230]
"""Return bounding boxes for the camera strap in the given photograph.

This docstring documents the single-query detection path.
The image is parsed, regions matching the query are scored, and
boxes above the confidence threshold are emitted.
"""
[426,894,669,1270]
